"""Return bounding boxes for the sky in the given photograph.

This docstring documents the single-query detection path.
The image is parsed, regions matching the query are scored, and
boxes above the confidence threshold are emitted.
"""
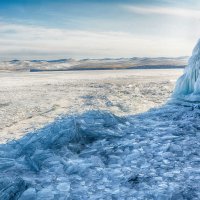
[0,0,200,60]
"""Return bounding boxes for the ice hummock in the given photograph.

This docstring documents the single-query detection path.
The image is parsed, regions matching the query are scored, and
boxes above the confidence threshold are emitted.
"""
[172,39,200,102]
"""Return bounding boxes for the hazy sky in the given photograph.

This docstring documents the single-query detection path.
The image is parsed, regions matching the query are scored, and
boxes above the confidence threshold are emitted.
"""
[0,0,200,60]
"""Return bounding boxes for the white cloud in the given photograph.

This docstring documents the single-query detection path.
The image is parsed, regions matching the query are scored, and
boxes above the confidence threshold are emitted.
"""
[0,22,196,60]
[124,5,200,19]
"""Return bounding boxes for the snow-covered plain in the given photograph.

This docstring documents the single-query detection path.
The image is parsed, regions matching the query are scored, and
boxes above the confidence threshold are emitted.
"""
[0,51,199,199]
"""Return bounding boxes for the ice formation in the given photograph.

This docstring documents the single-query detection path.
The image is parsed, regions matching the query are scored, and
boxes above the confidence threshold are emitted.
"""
[0,41,200,199]
[0,107,199,199]
[172,39,200,102]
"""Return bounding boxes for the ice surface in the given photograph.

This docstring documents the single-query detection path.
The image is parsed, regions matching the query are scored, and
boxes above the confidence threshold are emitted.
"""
[172,39,200,102]
[0,106,199,199]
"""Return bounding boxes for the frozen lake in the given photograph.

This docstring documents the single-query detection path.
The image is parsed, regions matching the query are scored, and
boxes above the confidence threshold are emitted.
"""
[0,69,182,143]
[0,68,200,199]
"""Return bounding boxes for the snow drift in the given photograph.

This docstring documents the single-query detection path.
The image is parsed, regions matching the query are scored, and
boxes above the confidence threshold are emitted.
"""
[0,41,200,199]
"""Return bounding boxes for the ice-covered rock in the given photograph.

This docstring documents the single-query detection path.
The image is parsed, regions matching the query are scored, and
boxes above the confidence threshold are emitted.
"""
[172,39,200,102]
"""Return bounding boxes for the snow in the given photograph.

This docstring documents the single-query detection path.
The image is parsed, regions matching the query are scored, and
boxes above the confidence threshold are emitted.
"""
[0,57,187,72]
[0,69,180,143]
[0,44,199,198]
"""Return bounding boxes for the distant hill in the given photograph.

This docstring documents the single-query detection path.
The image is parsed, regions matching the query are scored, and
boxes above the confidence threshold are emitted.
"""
[0,57,188,72]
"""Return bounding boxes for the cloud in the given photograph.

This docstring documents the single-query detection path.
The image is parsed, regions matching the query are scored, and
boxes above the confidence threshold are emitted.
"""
[0,21,195,60]
[124,5,200,19]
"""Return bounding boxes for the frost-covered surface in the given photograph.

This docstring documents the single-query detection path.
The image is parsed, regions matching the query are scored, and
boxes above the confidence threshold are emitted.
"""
[0,105,199,199]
